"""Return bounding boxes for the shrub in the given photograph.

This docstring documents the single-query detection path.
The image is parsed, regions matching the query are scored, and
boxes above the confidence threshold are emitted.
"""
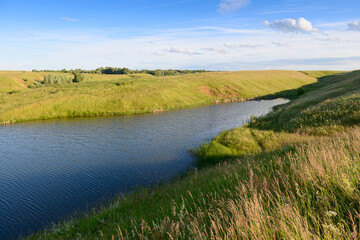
[43,74,72,85]
[296,87,305,96]
[7,90,20,94]
[28,81,43,88]
[27,75,73,88]
[72,72,84,83]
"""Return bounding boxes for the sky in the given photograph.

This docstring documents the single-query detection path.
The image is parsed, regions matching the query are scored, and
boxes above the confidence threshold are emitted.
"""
[0,0,359,71]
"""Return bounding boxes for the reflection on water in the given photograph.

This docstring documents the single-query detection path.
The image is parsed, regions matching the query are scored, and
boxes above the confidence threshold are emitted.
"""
[0,99,288,239]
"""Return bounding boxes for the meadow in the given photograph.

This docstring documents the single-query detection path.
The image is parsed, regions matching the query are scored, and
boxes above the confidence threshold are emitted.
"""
[0,70,321,124]
[22,69,360,239]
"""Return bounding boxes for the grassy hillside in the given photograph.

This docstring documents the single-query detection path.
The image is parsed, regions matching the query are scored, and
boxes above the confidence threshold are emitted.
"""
[0,70,318,124]
[300,70,343,79]
[197,70,360,166]
[27,70,360,239]
[0,71,75,93]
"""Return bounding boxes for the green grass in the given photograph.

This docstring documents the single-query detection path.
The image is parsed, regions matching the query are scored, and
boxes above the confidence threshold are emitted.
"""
[25,69,360,239]
[288,93,360,134]
[0,71,76,92]
[300,70,343,79]
[0,70,317,124]
[258,70,360,132]
[197,70,360,166]
[29,130,360,239]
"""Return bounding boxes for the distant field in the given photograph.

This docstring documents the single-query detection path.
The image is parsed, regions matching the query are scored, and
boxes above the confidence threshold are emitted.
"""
[0,70,334,124]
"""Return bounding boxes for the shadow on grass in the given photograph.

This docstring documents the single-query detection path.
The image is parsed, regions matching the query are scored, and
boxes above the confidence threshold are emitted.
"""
[196,70,360,167]
[250,71,359,133]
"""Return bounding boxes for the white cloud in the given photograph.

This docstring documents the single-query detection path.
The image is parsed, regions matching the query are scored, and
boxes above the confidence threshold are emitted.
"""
[2,25,360,71]
[218,0,249,14]
[196,26,262,34]
[202,48,228,54]
[170,47,200,55]
[264,18,320,33]
[348,21,360,31]
[204,56,360,71]
[272,41,289,47]
[61,17,79,22]
[314,37,349,42]
[152,51,166,56]
[224,42,263,48]
[316,21,349,28]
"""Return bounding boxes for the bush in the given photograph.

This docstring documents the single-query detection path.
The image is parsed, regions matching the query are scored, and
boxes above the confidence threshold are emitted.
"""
[43,74,72,85]
[7,90,20,94]
[27,75,73,88]
[28,81,43,88]
[296,87,305,96]
[72,72,84,83]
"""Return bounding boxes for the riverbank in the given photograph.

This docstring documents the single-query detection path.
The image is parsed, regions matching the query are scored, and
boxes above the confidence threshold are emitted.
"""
[197,70,360,166]
[26,70,360,239]
[0,70,326,125]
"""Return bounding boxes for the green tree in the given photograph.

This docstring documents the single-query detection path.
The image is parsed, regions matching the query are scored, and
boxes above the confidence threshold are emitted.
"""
[122,68,130,75]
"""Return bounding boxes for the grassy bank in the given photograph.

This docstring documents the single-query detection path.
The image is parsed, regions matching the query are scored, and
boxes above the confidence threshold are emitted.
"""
[0,70,320,124]
[26,69,360,239]
[197,70,360,166]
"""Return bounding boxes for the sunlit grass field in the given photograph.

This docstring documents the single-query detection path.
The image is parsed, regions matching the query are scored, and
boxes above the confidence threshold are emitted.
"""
[0,70,321,124]
[24,70,360,239]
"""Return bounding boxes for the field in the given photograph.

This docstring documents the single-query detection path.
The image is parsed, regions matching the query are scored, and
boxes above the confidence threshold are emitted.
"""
[23,69,360,239]
[0,70,321,124]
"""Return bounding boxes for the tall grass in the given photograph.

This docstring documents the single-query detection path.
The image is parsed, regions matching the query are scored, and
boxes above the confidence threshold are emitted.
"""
[288,93,360,134]
[197,70,360,165]
[29,127,360,240]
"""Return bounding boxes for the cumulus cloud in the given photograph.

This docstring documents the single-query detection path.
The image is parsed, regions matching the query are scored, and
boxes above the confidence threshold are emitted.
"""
[264,18,320,33]
[224,42,263,48]
[170,47,200,55]
[272,41,289,47]
[348,21,360,31]
[218,0,249,14]
[61,17,79,22]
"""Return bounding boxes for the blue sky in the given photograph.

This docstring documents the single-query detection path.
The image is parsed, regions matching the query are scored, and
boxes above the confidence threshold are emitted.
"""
[0,0,360,70]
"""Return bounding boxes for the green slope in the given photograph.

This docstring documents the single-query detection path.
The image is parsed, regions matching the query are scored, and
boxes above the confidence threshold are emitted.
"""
[1,70,317,124]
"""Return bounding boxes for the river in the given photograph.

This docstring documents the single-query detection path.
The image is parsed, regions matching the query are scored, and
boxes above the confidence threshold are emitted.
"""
[0,99,288,239]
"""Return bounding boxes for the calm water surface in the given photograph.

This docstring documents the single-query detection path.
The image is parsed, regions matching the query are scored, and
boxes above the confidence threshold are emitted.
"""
[0,99,288,239]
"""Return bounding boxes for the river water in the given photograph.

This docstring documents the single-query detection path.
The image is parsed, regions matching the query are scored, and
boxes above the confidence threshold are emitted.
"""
[0,99,288,239]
